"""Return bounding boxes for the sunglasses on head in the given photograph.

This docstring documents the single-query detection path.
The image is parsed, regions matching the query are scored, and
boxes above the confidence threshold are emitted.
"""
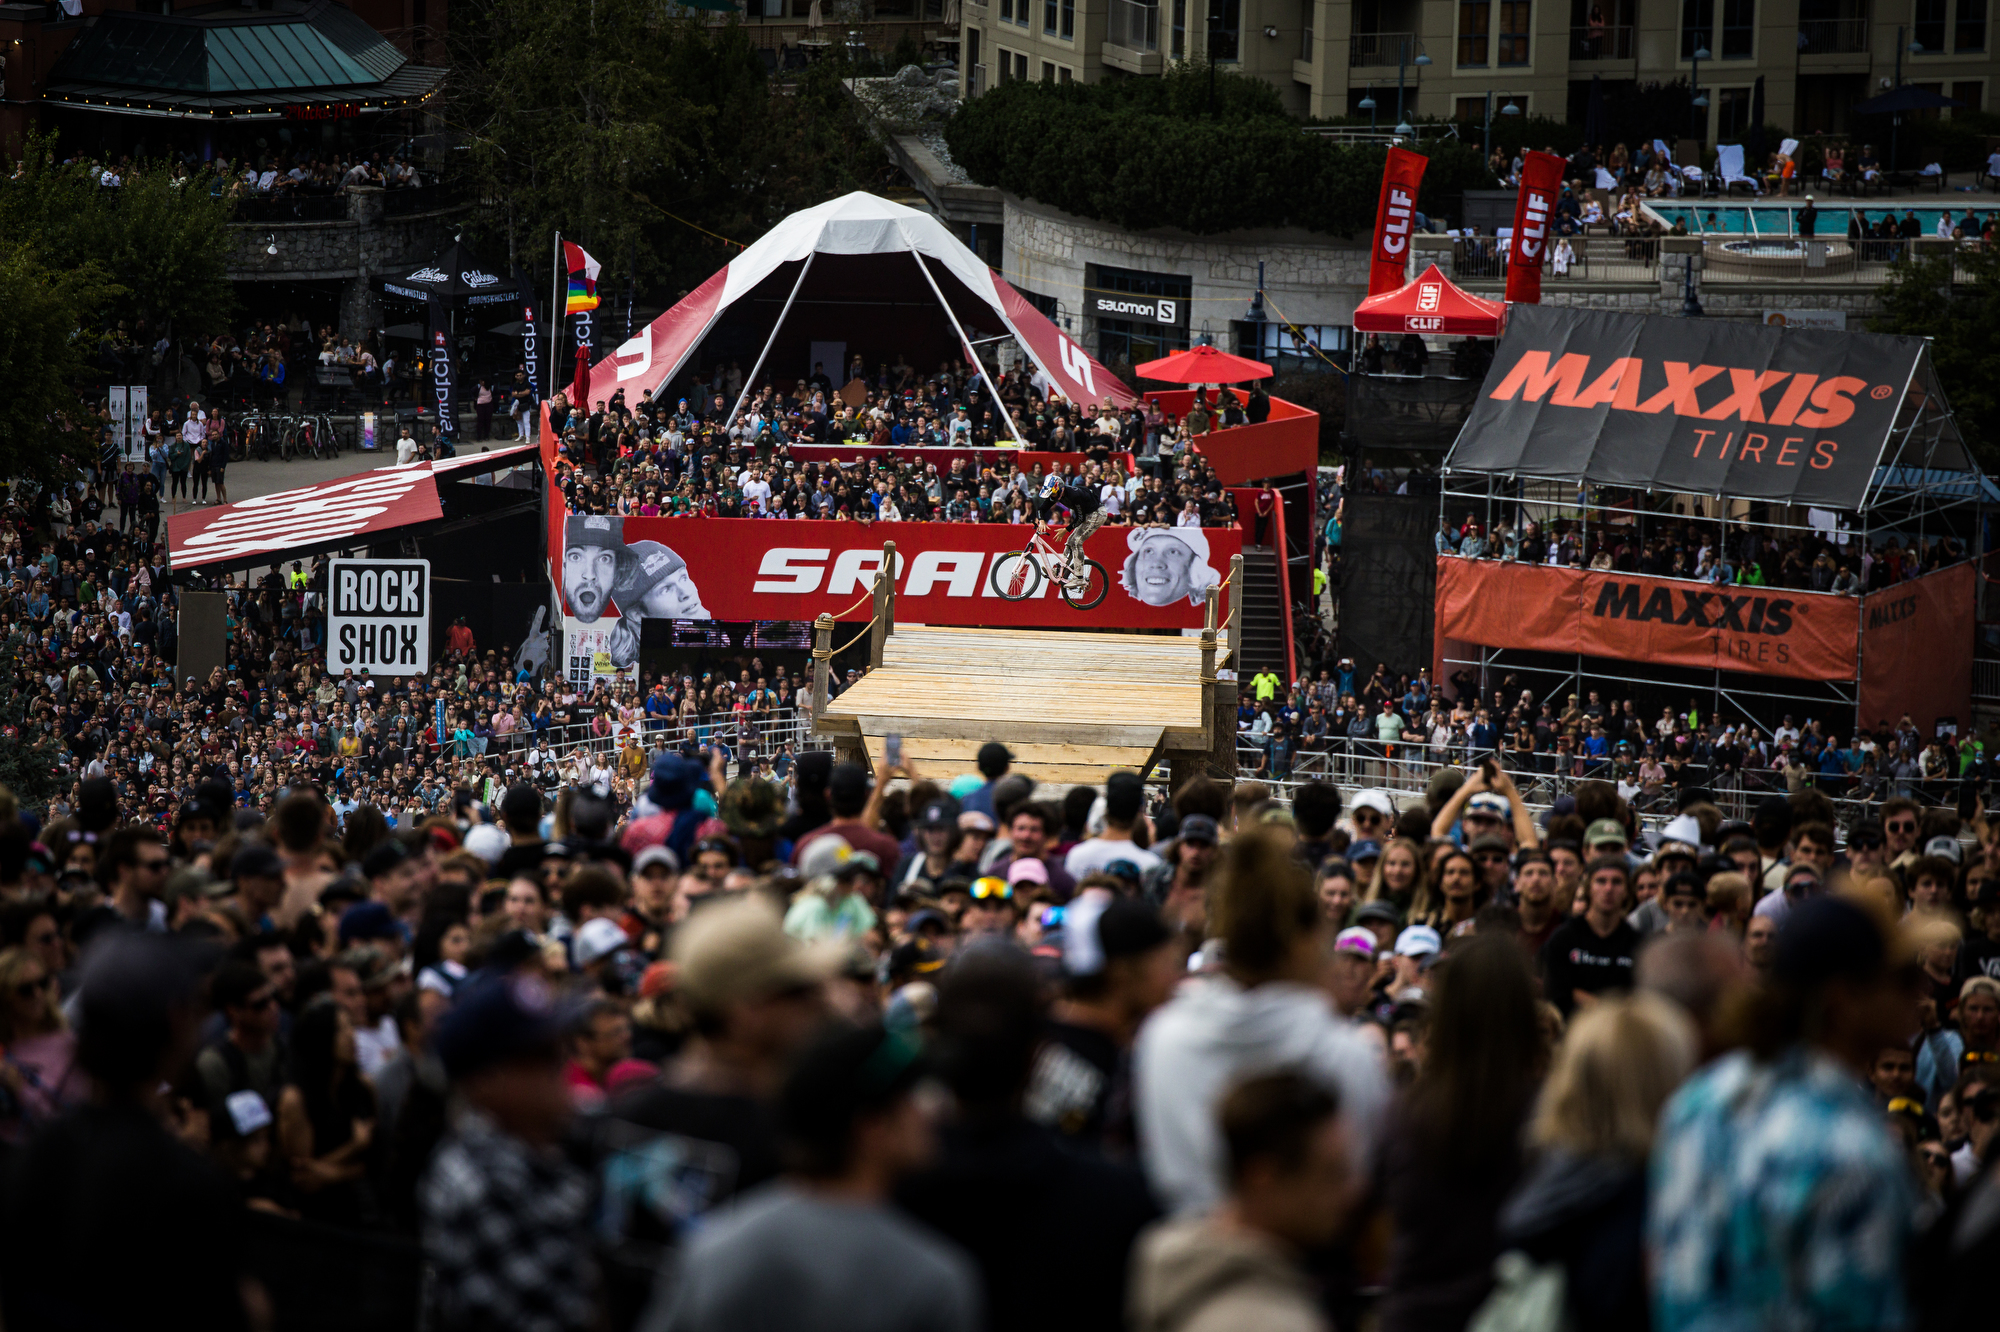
[970,876,1013,902]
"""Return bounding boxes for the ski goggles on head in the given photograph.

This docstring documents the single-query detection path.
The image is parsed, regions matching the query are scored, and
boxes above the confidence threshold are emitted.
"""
[970,876,1013,902]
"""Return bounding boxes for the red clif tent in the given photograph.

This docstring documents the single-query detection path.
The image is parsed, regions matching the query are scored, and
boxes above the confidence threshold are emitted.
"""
[1354,264,1506,338]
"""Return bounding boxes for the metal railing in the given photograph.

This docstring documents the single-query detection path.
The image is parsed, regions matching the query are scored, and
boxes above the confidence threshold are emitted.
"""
[1699,234,1919,283]
[474,706,833,775]
[1233,739,1967,830]
[380,183,462,218]
[1570,23,1634,58]
[1108,0,1160,50]
[1977,658,2000,701]
[1349,32,1422,66]
[1452,234,1660,284]
[1798,16,1870,53]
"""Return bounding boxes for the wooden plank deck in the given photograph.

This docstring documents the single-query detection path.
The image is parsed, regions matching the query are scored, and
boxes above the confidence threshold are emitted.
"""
[819,627,1210,784]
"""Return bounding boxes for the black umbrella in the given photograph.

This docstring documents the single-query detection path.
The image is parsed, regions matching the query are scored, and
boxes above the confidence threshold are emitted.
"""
[1852,85,1965,115]
[379,240,522,304]
[1747,76,1766,161]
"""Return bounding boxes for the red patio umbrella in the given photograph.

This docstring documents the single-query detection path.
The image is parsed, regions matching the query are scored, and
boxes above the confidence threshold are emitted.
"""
[1134,343,1273,383]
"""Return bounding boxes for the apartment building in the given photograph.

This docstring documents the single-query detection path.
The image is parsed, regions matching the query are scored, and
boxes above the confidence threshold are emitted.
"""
[961,0,2000,137]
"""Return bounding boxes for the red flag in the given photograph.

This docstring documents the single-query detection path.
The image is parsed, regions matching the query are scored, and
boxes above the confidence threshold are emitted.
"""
[572,328,591,411]
[1504,151,1567,305]
[1369,147,1429,297]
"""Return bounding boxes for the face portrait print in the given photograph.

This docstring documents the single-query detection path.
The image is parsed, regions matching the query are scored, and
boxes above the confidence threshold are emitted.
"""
[1122,527,1222,607]
[563,514,623,624]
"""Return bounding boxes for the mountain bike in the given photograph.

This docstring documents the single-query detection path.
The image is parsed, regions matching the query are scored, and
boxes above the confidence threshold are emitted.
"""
[990,526,1109,610]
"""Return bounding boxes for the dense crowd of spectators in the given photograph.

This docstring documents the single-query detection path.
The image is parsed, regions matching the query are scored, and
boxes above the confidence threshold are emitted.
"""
[1435,507,1966,596]
[548,363,1255,527]
[0,733,1995,1331]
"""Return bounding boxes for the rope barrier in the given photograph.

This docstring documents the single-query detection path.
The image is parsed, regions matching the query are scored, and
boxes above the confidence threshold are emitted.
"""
[813,615,880,661]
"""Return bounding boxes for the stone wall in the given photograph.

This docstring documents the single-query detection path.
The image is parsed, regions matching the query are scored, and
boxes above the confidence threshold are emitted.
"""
[225,189,472,339]
[1003,194,1373,351]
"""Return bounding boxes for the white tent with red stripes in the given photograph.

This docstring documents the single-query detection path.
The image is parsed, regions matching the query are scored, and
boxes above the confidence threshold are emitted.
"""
[585,192,1135,435]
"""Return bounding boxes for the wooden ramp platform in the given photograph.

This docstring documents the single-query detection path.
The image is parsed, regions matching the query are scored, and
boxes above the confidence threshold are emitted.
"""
[817,626,1213,787]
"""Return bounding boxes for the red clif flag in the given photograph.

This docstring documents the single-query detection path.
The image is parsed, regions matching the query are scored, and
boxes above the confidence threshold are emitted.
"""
[1369,147,1429,297]
[1504,151,1567,305]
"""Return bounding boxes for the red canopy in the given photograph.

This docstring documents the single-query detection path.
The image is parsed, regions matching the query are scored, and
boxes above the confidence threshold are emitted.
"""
[1353,264,1506,338]
[1135,343,1274,383]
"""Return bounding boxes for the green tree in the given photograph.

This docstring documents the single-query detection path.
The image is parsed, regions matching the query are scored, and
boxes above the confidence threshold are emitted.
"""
[1871,248,2000,470]
[0,135,235,341]
[447,8,888,301]
[945,69,1488,237]
[0,239,118,483]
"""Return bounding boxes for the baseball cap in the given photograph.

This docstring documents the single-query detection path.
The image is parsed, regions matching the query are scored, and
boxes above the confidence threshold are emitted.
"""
[672,896,843,1011]
[1006,857,1050,885]
[833,850,882,880]
[1354,899,1404,929]
[977,741,1013,777]
[337,901,401,946]
[1468,833,1511,856]
[1352,790,1395,819]
[957,810,996,833]
[229,843,284,881]
[463,823,509,866]
[1347,839,1383,862]
[433,972,573,1079]
[1062,896,1169,977]
[1178,814,1220,846]
[1464,793,1510,822]
[1395,924,1442,958]
[1924,835,1963,865]
[633,844,680,875]
[1584,818,1629,849]
[1771,894,1889,988]
[798,834,856,881]
[917,802,956,830]
[1334,926,1378,959]
[572,916,630,968]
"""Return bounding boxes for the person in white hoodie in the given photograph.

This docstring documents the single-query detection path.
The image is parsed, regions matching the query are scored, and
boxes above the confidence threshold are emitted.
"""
[1134,827,1389,1215]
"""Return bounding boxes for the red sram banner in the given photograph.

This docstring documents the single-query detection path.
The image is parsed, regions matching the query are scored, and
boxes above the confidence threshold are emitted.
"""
[551,515,1243,630]
[1504,150,1567,305]
[1369,147,1429,297]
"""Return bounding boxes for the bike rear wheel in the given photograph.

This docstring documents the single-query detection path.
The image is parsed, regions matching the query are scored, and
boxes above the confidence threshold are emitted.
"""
[989,550,1045,601]
[1060,558,1111,611]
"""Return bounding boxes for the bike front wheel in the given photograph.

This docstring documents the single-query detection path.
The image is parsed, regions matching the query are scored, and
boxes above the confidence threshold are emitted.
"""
[1060,558,1110,611]
[989,550,1045,601]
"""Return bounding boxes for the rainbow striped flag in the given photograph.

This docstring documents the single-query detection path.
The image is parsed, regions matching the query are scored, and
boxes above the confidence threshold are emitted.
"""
[562,240,601,314]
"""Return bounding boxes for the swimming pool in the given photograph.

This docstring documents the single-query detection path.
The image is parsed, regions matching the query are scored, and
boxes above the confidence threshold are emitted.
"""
[1646,202,1996,236]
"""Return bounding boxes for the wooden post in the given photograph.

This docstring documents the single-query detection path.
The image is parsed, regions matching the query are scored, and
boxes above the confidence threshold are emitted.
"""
[1226,553,1244,675]
[869,540,896,671]
[811,613,833,734]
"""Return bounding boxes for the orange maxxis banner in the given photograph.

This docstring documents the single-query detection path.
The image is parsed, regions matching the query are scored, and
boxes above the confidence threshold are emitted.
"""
[1435,557,1860,681]
[1859,562,1974,731]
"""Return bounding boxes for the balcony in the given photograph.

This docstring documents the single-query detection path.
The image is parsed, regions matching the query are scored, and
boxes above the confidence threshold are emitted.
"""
[1799,16,1870,53]
[1103,0,1163,72]
[1350,32,1424,68]
[1570,24,1634,60]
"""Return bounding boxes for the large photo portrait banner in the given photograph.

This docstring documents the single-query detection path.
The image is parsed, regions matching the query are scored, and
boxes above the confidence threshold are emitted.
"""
[552,513,1243,674]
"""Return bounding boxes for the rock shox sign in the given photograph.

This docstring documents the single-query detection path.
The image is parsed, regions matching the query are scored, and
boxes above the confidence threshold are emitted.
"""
[1448,305,1923,510]
[329,558,431,676]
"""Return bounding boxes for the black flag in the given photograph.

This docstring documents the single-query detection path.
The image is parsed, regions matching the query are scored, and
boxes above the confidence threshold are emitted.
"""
[515,268,542,406]
[427,293,459,449]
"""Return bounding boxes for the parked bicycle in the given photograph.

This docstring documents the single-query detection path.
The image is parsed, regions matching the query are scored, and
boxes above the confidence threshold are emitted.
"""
[990,526,1110,610]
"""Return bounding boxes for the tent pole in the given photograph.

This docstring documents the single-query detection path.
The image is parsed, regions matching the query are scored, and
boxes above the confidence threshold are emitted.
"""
[727,253,817,431]
[909,251,1028,448]
[550,232,563,402]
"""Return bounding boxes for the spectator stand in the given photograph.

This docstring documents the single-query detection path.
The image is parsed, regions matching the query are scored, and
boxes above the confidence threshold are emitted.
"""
[1432,303,1991,758]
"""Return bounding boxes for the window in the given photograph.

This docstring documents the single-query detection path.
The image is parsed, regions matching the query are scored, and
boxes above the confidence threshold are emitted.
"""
[967,26,982,90]
[1042,59,1056,79]
[1173,0,1186,55]
[1456,93,1526,119]
[1499,0,1531,62]
[1062,0,1075,38]
[1715,84,1752,138]
[1016,51,1030,77]
[1959,0,1987,51]
[1460,0,1491,65]
[1045,0,1057,32]
[1060,64,1074,81]
[1209,0,1241,60]
[1915,0,1945,51]
[1680,0,1714,56]
[999,0,1012,21]
[1719,0,1752,54]
[1911,81,1946,121]
[1954,78,1984,111]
